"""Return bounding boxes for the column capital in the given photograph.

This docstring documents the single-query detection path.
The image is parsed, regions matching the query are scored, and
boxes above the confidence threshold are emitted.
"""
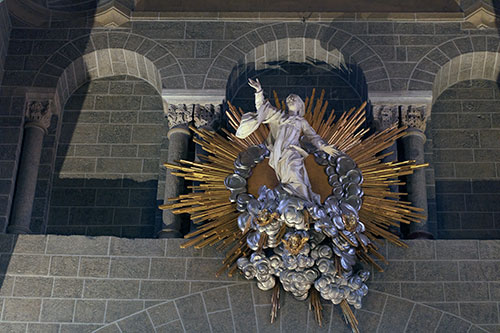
[193,104,222,130]
[166,104,192,129]
[25,100,52,133]
[400,104,428,133]
[372,104,399,131]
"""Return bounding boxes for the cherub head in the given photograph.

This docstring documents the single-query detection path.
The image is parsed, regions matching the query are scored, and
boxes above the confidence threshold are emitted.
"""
[286,94,305,117]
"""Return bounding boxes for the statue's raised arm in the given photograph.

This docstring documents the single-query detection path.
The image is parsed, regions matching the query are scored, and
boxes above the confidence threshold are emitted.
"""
[235,78,281,139]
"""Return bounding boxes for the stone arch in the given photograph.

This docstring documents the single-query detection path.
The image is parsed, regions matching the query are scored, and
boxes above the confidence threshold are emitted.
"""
[409,35,500,94]
[92,283,489,332]
[205,22,390,98]
[31,31,185,109]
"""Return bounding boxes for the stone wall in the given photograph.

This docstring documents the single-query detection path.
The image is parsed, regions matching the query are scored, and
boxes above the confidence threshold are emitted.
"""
[0,0,10,89]
[46,76,165,238]
[0,235,497,332]
[0,0,12,232]
[432,79,500,239]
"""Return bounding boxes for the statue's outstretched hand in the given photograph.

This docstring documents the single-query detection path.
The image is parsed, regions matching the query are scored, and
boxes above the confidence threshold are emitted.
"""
[248,78,262,92]
[321,145,341,157]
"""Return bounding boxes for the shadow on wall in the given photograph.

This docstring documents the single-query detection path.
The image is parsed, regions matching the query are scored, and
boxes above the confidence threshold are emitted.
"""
[45,76,165,239]
[226,60,367,123]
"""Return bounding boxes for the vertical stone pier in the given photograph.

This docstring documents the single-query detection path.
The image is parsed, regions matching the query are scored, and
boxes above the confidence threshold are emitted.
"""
[8,99,53,234]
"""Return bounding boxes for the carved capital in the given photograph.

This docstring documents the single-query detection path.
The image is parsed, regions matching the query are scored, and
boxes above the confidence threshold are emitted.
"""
[25,100,52,132]
[193,104,222,130]
[400,104,428,132]
[372,104,399,131]
[166,104,192,129]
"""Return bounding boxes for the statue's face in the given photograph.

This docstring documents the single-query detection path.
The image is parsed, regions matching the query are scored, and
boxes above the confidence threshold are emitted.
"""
[286,94,304,116]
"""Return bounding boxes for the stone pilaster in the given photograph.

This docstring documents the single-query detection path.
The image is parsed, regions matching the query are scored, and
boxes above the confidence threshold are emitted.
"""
[399,104,433,239]
[8,99,53,234]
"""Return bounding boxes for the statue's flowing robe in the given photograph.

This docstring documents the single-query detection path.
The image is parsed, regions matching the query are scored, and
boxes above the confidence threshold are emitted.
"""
[236,91,326,203]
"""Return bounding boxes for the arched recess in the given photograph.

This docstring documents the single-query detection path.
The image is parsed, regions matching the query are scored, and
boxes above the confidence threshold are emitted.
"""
[408,35,500,92]
[32,47,168,237]
[427,51,500,239]
[31,31,185,99]
[205,22,390,105]
[92,284,489,332]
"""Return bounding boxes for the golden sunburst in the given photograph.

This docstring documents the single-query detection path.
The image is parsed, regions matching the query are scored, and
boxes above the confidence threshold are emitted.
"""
[160,88,427,332]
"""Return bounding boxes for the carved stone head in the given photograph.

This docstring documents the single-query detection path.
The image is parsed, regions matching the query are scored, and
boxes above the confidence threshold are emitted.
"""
[286,94,305,117]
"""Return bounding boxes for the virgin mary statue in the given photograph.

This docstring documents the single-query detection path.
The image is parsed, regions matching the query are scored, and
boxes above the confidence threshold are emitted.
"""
[236,78,340,204]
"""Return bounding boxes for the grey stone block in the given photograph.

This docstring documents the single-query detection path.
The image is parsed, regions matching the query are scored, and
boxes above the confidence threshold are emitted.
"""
[106,300,144,323]
[479,241,500,259]
[387,240,434,260]
[59,124,98,144]
[41,299,75,322]
[74,145,110,157]
[84,279,140,299]
[7,254,50,275]
[432,113,458,129]
[436,240,479,259]
[461,212,494,229]
[13,276,53,297]
[110,257,150,278]
[131,125,163,144]
[50,188,96,206]
[50,256,79,276]
[456,163,496,178]
[175,294,211,332]
[459,261,500,281]
[415,261,458,281]
[117,311,155,332]
[436,194,466,211]
[97,125,132,144]
[69,208,113,227]
[444,282,489,301]
[12,235,47,254]
[377,296,413,333]
[147,301,177,326]
[433,130,479,148]
[109,237,164,256]
[208,310,233,333]
[459,303,499,324]
[282,292,309,332]
[47,236,109,255]
[110,111,138,124]
[27,323,60,333]
[111,145,138,157]
[401,282,445,301]
[55,157,96,173]
[202,288,230,313]
[109,82,134,95]
[79,257,110,278]
[95,96,141,111]
[372,261,414,281]
[156,320,183,333]
[141,96,163,110]
[435,180,471,193]
[465,194,500,211]
[96,158,142,173]
[3,298,42,321]
[228,284,257,332]
[74,300,106,323]
[52,278,84,298]
[139,281,189,299]
[405,304,442,332]
[128,189,157,207]
[149,258,186,279]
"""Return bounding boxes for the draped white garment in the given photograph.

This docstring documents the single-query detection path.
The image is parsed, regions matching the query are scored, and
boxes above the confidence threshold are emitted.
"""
[235,91,326,203]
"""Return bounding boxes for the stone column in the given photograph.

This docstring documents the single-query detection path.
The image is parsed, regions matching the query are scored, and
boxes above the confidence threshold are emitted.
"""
[159,104,192,238]
[8,100,52,234]
[400,104,433,239]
